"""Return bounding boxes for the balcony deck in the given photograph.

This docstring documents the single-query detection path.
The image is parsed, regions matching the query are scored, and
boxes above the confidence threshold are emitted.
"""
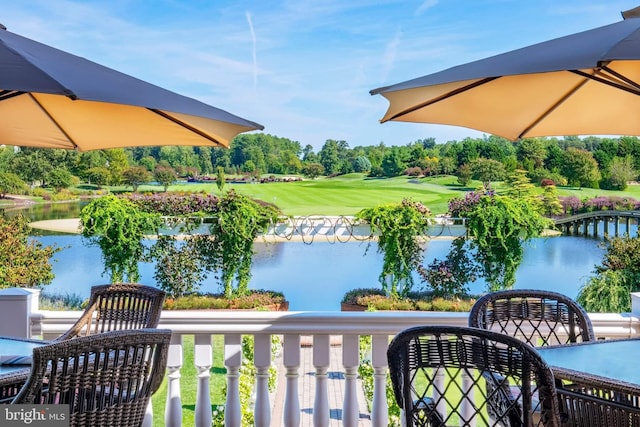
[2,288,640,426]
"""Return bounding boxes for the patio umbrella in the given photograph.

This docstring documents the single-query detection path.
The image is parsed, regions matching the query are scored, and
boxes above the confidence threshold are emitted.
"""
[370,11,640,141]
[0,24,263,151]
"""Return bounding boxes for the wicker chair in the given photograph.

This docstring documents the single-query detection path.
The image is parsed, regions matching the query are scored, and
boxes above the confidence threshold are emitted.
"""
[387,325,562,426]
[55,283,165,341]
[12,328,171,427]
[468,289,595,347]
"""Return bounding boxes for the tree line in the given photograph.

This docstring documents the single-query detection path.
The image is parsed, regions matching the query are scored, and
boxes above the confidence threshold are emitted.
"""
[0,132,639,194]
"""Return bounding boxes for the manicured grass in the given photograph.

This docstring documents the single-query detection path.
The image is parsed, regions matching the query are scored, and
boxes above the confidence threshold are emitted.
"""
[122,174,640,217]
[166,174,469,216]
[151,335,226,427]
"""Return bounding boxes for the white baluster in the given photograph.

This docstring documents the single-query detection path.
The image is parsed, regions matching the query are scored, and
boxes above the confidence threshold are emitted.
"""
[195,334,212,427]
[371,334,389,427]
[165,333,183,427]
[254,334,272,427]
[434,367,446,419]
[313,335,330,427]
[225,334,242,427]
[342,334,360,427]
[283,334,301,427]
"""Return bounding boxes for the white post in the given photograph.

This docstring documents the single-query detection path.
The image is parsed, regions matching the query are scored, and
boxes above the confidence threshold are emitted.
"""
[342,334,360,427]
[0,288,39,338]
[165,334,183,427]
[254,334,272,427]
[194,334,213,427]
[371,334,389,427]
[225,334,243,427]
[283,334,301,427]
[313,335,330,427]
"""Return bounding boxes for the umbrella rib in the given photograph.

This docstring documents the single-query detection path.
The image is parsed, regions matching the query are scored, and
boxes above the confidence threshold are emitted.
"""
[150,109,224,146]
[599,65,640,90]
[383,77,499,122]
[570,69,640,96]
[518,77,590,140]
[0,90,25,101]
[28,93,79,149]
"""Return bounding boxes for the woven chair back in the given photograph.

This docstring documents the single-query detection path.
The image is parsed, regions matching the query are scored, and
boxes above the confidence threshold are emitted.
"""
[387,325,562,427]
[469,289,595,346]
[56,283,165,341]
[13,328,170,427]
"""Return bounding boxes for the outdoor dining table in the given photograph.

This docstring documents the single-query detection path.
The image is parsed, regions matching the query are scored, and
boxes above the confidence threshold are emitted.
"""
[537,338,640,425]
[0,336,48,403]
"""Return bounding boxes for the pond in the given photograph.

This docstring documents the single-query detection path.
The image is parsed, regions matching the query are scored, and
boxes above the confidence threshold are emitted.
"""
[7,201,609,310]
[32,234,605,311]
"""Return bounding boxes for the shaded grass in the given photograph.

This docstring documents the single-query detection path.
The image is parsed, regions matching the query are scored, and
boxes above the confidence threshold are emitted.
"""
[151,335,226,426]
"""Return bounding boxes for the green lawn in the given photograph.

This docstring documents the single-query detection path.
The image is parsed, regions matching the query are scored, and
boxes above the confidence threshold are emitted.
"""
[154,174,472,216]
[136,174,640,217]
[151,335,226,426]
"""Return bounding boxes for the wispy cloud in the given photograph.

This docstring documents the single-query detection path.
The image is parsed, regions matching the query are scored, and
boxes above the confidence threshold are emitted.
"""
[415,0,438,16]
[380,29,402,83]
[246,11,258,90]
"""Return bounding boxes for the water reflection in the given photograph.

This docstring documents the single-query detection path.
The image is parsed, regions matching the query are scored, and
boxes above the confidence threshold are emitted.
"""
[33,234,605,311]
[12,201,608,310]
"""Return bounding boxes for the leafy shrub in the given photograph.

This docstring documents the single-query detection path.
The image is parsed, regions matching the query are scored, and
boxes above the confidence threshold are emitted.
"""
[577,270,636,313]
[163,290,286,310]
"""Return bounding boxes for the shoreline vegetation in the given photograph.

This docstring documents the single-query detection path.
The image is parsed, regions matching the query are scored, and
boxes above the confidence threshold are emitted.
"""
[5,172,635,236]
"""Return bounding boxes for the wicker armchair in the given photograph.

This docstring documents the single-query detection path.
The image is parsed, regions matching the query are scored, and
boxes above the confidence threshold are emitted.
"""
[468,289,595,347]
[387,325,562,426]
[12,328,171,427]
[55,283,165,341]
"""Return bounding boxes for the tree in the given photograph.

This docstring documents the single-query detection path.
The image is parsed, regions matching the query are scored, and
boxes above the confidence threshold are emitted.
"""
[0,215,61,288]
[353,155,372,173]
[504,169,536,198]
[380,149,406,177]
[105,149,129,185]
[602,156,636,190]
[216,166,226,193]
[540,185,563,216]
[123,166,151,192]
[47,168,73,191]
[517,138,547,170]
[302,162,324,179]
[85,167,111,187]
[10,150,52,186]
[470,157,505,189]
[154,166,178,192]
[456,164,472,186]
[0,172,27,198]
[562,147,601,188]
[318,139,342,175]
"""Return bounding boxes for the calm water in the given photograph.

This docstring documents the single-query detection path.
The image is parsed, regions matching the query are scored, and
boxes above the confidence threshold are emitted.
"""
[32,234,605,311]
[11,201,608,310]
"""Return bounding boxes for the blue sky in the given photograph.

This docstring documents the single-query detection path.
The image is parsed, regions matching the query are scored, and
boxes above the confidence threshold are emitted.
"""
[4,1,640,150]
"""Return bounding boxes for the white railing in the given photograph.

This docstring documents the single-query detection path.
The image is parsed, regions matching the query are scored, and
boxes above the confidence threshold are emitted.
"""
[26,309,640,427]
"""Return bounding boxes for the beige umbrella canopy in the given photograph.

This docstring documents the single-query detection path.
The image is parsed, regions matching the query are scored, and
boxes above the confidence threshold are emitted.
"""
[0,24,262,151]
[370,10,640,141]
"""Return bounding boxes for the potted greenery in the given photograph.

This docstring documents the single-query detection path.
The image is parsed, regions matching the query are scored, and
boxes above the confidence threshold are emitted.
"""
[80,191,286,309]
[343,199,431,309]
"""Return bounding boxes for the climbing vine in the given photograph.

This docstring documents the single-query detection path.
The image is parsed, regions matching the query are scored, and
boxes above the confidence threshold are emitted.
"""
[461,194,552,291]
[356,199,431,297]
[80,194,162,283]
[202,190,280,297]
